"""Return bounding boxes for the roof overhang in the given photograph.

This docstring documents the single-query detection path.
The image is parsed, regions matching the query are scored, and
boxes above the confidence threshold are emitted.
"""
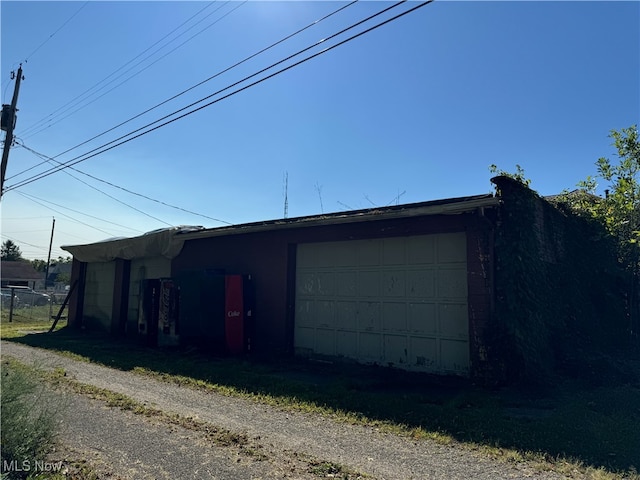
[181,194,500,242]
[62,194,499,263]
[61,226,201,263]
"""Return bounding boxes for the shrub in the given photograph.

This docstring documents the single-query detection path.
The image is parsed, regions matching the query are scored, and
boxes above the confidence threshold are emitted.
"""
[1,360,60,479]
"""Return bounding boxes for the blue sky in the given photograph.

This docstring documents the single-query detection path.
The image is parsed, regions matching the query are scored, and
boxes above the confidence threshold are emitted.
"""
[1,1,638,260]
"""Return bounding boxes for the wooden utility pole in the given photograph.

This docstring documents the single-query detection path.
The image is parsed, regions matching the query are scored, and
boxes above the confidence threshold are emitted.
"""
[45,217,56,288]
[1,65,24,198]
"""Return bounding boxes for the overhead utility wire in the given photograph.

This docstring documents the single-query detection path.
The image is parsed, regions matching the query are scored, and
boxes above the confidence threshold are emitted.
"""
[6,1,432,191]
[21,2,238,139]
[15,191,119,237]
[0,234,50,252]
[23,1,90,63]
[15,140,231,225]
[13,0,357,167]
[23,3,245,141]
[14,190,143,233]
[10,1,404,182]
[13,141,172,227]
[19,1,218,137]
[7,0,409,189]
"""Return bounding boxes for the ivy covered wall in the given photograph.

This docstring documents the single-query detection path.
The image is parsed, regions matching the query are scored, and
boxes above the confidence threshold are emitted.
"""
[490,176,629,383]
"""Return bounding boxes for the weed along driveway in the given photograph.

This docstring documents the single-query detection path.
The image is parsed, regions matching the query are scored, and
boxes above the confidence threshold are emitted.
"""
[2,335,637,479]
[1,341,568,480]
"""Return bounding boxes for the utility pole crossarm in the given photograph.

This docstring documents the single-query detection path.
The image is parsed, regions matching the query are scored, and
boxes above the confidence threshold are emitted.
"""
[1,65,24,198]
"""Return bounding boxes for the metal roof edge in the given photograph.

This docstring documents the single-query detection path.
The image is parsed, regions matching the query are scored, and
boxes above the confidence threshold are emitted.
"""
[180,195,500,242]
[60,194,499,256]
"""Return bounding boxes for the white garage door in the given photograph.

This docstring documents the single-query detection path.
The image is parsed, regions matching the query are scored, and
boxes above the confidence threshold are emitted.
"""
[295,233,469,375]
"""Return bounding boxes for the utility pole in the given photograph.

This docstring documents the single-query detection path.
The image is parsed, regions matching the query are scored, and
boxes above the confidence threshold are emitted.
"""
[1,64,24,198]
[45,217,55,289]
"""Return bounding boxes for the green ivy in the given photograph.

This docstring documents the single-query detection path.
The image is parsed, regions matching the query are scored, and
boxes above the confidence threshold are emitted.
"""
[490,176,629,384]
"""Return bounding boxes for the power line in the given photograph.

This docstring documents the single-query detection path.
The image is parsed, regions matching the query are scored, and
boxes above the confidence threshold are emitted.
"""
[13,141,172,227]
[13,1,357,166]
[19,1,217,136]
[11,1,371,182]
[20,1,240,139]
[13,191,130,237]
[14,140,231,225]
[23,1,90,63]
[6,1,432,191]
[0,233,50,252]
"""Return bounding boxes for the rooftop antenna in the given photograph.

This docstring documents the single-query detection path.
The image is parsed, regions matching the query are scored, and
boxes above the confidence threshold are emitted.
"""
[283,171,289,219]
[389,190,406,206]
[315,181,324,213]
[364,195,376,207]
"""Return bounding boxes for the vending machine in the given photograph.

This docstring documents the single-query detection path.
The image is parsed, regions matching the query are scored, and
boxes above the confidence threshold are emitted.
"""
[138,278,179,347]
[224,274,253,354]
[157,279,180,347]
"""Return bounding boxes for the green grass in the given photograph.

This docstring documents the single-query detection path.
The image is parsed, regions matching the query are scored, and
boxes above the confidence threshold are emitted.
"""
[0,305,66,338]
[3,325,639,479]
[12,360,366,478]
[1,358,63,480]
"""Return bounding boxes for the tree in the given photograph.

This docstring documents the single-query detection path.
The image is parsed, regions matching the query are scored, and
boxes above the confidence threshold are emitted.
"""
[55,272,71,285]
[31,259,47,272]
[51,256,72,265]
[559,125,639,336]
[489,163,531,187]
[1,240,22,261]
[571,125,639,247]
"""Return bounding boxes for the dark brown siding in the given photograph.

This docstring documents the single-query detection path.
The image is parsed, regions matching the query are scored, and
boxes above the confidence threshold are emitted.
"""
[172,212,494,371]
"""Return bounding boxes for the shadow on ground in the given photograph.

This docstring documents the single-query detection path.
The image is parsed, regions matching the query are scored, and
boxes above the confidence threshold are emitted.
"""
[7,327,640,475]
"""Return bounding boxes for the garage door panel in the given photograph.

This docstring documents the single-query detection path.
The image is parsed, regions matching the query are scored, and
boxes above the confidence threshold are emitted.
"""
[357,301,380,332]
[296,272,316,296]
[336,301,358,329]
[295,233,469,376]
[335,271,357,297]
[295,327,315,351]
[410,337,438,369]
[357,240,380,266]
[295,300,315,327]
[357,271,380,297]
[316,301,335,328]
[314,243,339,267]
[439,303,469,339]
[408,303,437,335]
[336,331,358,357]
[382,303,407,332]
[331,242,358,267]
[407,236,436,265]
[407,270,435,298]
[382,237,406,265]
[384,335,409,365]
[381,270,406,297]
[315,329,336,355]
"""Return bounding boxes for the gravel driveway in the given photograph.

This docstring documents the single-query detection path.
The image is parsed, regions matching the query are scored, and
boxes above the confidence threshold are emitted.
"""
[1,341,566,479]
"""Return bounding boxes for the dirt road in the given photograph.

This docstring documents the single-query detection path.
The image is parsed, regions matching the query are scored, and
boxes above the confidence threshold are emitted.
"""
[1,341,565,479]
